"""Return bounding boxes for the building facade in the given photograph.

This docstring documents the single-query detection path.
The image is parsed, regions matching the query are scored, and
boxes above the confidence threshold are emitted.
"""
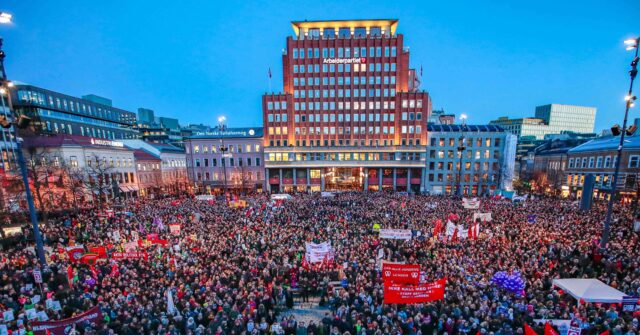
[490,104,596,140]
[122,140,189,195]
[565,135,640,201]
[21,134,139,206]
[185,127,265,194]
[424,125,516,195]
[11,84,138,140]
[133,149,162,197]
[263,19,432,193]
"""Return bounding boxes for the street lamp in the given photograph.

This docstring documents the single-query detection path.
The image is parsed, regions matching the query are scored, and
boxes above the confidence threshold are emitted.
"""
[456,114,468,196]
[600,37,639,249]
[0,39,46,267]
[0,12,12,24]
[217,116,229,195]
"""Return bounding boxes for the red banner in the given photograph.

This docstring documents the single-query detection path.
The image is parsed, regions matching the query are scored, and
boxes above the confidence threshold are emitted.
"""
[112,252,148,260]
[383,278,447,304]
[88,246,107,260]
[382,263,420,285]
[66,246,84,263]
[31,306,102,335]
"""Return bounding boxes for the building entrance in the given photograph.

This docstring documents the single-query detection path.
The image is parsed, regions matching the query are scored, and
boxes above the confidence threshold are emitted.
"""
[324,167,364,191]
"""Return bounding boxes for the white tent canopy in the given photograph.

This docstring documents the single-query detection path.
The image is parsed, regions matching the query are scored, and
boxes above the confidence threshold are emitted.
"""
[552,278,627,303]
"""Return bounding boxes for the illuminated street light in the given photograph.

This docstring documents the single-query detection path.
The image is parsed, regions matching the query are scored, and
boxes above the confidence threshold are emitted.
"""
[0,12,12,24]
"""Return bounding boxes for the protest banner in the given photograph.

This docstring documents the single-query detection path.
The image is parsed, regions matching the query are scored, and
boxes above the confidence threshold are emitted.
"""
[383,278,446,304]
[112,252,148,260]
[65,245,84,263]
[379,229,412,240]
[462,198,480,209]
[169,224,181,235]
[305,242,333,263]
[382,263,420,285]
[31,305,102,335]
[473,212,492,222]
[88,246,107,260]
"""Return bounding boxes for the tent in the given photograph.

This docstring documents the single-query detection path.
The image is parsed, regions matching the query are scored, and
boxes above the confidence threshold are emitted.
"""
[552,278,627,303]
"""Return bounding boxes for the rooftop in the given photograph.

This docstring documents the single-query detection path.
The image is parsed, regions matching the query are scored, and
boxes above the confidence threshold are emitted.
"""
[22,134,130,151]
[133,149,160,161]
[291,19,398,37]
[569,135,640,153]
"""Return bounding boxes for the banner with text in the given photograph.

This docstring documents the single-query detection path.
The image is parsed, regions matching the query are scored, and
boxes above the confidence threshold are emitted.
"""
[383,278,447,304]
[462,198,480,209]
[305,242,333,263]
[379,229,412,240]
[31,306,102,335]
[473,212,492,222]
[382,263,420,285]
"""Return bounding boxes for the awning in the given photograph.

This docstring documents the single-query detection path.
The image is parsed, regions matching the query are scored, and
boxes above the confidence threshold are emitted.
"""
[128,185,139,191]
[119,185,130,192]
[552,278,627,303]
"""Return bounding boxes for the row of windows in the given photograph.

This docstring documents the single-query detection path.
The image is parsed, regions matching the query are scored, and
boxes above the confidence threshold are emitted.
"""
[297,88,396,100]
[195,171,262,182]
[17,90,135,124]
[266,101,287,110]
[293,63,397,74]
[270,138,422,147]
[194,157,261,167]
[292,75,396,86]
[267,151,423,162]
[138,162,160,171]
[269,125,424,136]
[567,174,612,187]
[191,144,261,154]
[568,156,616,169]
[268,112,423,123]
[292,47,397,59]
[428,161,500,172]
[429,149,501,160]
[430,137,502,148]
[44,120,119,140]
[427,173,499,184]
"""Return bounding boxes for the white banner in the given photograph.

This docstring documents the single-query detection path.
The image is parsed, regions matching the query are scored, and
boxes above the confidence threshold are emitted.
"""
[305,242,333,263]
[379,229,412,240]
[462,198,480,209]
[473,212,492,222]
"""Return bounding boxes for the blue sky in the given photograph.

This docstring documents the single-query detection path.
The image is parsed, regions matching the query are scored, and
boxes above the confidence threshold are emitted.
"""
[1,0,638,132]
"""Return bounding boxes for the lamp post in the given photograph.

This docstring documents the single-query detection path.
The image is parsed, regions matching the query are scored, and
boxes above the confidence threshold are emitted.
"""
[217,116,228,195]
[0,33,47,266]
[456,114,467,196]
[600,37,639,249]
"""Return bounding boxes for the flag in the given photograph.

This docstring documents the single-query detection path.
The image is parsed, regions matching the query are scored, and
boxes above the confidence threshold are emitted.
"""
[451,227,458,242]
[468,223,480,240]
[420,65,423,77]
[433,220,443,236]
[600,331,609,335]
[167,288,175,315]
[524,323,538,335]
[67,265,74,288]
[66,245,85,263]
[268,67,272,78]
[544,322,559,335]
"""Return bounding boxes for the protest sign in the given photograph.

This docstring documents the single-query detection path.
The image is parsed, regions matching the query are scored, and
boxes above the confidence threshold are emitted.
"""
[169,224,181,235]
[379,229,412,240]
[383,278,446,304]
[31,306,102,335]
[473,212,492,222]
[382,263,420,285]
[112,252,148,260]
[305,242,333,263]
[462,198,480,209]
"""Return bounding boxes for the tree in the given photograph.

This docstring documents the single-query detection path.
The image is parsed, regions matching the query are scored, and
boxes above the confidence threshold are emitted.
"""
[60,162,88,211]
[83,154,115,205]
[22,145,64,221]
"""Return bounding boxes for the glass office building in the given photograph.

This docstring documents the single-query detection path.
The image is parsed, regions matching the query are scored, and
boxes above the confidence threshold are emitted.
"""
[11,84,138,140]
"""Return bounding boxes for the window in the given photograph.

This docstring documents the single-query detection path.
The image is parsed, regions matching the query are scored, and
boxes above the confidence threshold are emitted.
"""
[629,155,640,168]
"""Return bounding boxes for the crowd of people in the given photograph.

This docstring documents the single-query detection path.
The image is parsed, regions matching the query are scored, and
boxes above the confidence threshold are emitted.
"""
[0,192,639,335]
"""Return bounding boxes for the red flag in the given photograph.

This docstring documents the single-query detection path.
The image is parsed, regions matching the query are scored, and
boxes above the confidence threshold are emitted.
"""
[88,246,107,260]
[67,265,74,287]
[544,323,559,335]
[301,255,309,270]
[80,253,99,265]
[433,220,443,236]
[451,228,458,242]
[524,323,538,335]
[66,245,84,263]
[600,331,610,335]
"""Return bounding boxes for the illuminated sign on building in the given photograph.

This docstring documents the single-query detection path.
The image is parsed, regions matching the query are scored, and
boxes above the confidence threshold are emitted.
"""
[322,58,366,64]
[90,138,124,147]
[194,129,257,137]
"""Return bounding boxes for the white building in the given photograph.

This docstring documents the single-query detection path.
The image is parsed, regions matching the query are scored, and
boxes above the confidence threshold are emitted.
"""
[123,140,189,194]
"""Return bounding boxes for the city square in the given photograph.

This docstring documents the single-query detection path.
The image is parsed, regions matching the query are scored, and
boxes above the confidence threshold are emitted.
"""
[0,2,638,335]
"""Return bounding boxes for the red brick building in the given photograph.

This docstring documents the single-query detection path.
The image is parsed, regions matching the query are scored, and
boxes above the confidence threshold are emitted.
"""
[263,19,432,192]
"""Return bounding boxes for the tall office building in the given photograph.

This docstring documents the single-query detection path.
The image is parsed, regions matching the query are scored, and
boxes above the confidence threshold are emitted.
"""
[137,108,155,125]
[262,19,432,193]
[11,84,138,140]
[490,104,596,140]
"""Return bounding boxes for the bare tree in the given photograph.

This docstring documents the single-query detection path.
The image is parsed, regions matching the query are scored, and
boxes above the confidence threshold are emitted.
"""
[60,162,88,211]
[83,154,115,205]
[22,145,64,221]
